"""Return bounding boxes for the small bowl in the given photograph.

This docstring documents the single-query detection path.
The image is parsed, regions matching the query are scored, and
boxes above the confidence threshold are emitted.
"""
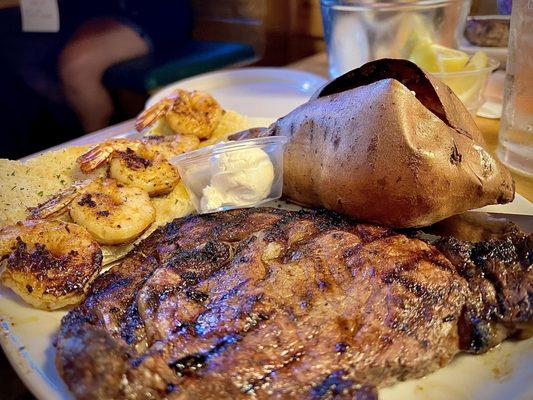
[432,58,499,115]
[172,136,288,214]
[464,15,510,48]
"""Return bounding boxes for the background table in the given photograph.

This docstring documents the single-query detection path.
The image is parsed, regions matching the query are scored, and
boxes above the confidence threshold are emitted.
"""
[290,53,533,202]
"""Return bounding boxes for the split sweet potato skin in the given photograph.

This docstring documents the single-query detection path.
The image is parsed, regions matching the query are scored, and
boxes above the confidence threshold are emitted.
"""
[280,77,512,227]
[232,59,514,228]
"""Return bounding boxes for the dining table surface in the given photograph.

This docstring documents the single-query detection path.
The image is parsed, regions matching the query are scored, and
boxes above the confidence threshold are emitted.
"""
[2,52,532,400]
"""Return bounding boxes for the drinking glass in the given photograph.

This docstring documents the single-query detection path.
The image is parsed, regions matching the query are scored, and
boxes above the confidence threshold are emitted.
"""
[497,0,533,176]
[320,0,471,78]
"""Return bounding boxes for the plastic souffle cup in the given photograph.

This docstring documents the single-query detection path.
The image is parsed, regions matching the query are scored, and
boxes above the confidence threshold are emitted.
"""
[432,58,499,115]
[171,136,288,214]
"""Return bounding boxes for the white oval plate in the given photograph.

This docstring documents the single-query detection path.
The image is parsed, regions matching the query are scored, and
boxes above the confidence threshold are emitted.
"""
[2,67,533,400]
[145,67,328,119]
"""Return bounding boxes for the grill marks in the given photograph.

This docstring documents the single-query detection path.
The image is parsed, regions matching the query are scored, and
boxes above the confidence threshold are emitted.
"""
[470,237,532,322]
[154,213,458,394]
[170,333,242,377]
[137,212,286,344]
[347,235,462,314]
[309,370,377,400]
[57,208,522,399]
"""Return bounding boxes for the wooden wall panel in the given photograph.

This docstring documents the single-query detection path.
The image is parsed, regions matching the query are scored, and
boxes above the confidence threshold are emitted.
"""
[192,20,265,52]
[262,0,325,65]
[191,0,265,22]
[190,0,326,65]
[190,0,267,53]
[0,1,19,9]
[289,0,324,38]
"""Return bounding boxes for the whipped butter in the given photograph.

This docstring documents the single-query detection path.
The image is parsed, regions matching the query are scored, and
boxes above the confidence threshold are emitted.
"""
[200,148,274,212]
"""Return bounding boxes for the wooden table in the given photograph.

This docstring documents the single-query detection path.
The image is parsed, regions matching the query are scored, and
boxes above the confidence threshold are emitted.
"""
[289,53,533,202]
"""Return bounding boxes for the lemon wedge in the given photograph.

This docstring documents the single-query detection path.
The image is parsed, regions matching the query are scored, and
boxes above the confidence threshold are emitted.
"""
[409,43,469,73]
[434,45,470,72]
[408,41,491,113]
[397,14,435,58]
[465,50,489,70]
[409,42,439,72]
[442,51,490,110]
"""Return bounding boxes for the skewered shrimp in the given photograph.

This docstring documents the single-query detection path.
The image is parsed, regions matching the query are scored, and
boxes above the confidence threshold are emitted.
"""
[0,220,102,310]
[29,178,156,245]
[77,136,199,196]
[136,89,224,139]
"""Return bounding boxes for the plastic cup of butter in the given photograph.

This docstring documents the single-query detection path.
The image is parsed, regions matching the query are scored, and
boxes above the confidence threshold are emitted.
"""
[171,136,288,214]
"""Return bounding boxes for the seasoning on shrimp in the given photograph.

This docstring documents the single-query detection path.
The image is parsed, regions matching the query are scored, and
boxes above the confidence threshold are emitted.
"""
[76,136,199,196]
[0,220,102,310]
[29,178,156,245]
[136,89,224,139]
[108,146,179,197]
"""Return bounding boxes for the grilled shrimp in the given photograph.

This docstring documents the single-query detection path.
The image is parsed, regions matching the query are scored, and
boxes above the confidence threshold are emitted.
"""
[77,135,199,196]
[108,146,179,197]
[136,89,224,139]
[27,180,91,220]
[69,179,156,245]
[29,178,156,245]
[0,220,102,310]
[77,138,143,174]
[141,134,200,160]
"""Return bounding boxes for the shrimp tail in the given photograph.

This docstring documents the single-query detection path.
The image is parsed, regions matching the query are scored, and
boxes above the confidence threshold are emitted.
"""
[135,99,173,133]
[27,180,90,219]
[77,139,143,173]
[77,145,116,173]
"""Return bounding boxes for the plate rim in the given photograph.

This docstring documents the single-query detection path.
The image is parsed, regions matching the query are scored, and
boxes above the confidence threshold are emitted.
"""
[0,318,68,399]
[144,67,328,109]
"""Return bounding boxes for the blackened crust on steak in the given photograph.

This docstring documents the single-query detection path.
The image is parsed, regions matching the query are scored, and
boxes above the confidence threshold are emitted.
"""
[434,232,532,353]
[310,370,378,400]
[55,208,532,399]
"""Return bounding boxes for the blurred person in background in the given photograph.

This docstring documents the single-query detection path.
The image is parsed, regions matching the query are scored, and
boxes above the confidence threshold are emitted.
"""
[0,0,192,159]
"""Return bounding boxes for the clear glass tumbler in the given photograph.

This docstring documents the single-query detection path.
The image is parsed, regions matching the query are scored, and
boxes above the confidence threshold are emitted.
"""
[497,0,533,176]
[320,0,471,78]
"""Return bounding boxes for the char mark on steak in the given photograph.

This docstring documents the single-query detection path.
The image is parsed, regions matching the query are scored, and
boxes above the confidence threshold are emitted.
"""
[55,208,532,400]
[434,232,532,353]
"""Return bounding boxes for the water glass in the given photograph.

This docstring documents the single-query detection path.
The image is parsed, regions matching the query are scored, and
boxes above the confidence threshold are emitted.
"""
[497,0,533,176]
[320,0,471,78]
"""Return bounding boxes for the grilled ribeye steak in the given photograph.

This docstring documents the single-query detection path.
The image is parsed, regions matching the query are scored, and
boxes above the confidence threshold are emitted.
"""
[55,208,532,399]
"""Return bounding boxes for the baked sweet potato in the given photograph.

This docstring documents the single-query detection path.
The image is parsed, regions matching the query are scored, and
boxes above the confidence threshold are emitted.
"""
[232,59,514,228]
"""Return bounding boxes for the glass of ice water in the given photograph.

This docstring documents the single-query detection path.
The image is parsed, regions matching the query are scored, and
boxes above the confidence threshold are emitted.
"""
[497,0,533,176]
[320,0,471,78]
